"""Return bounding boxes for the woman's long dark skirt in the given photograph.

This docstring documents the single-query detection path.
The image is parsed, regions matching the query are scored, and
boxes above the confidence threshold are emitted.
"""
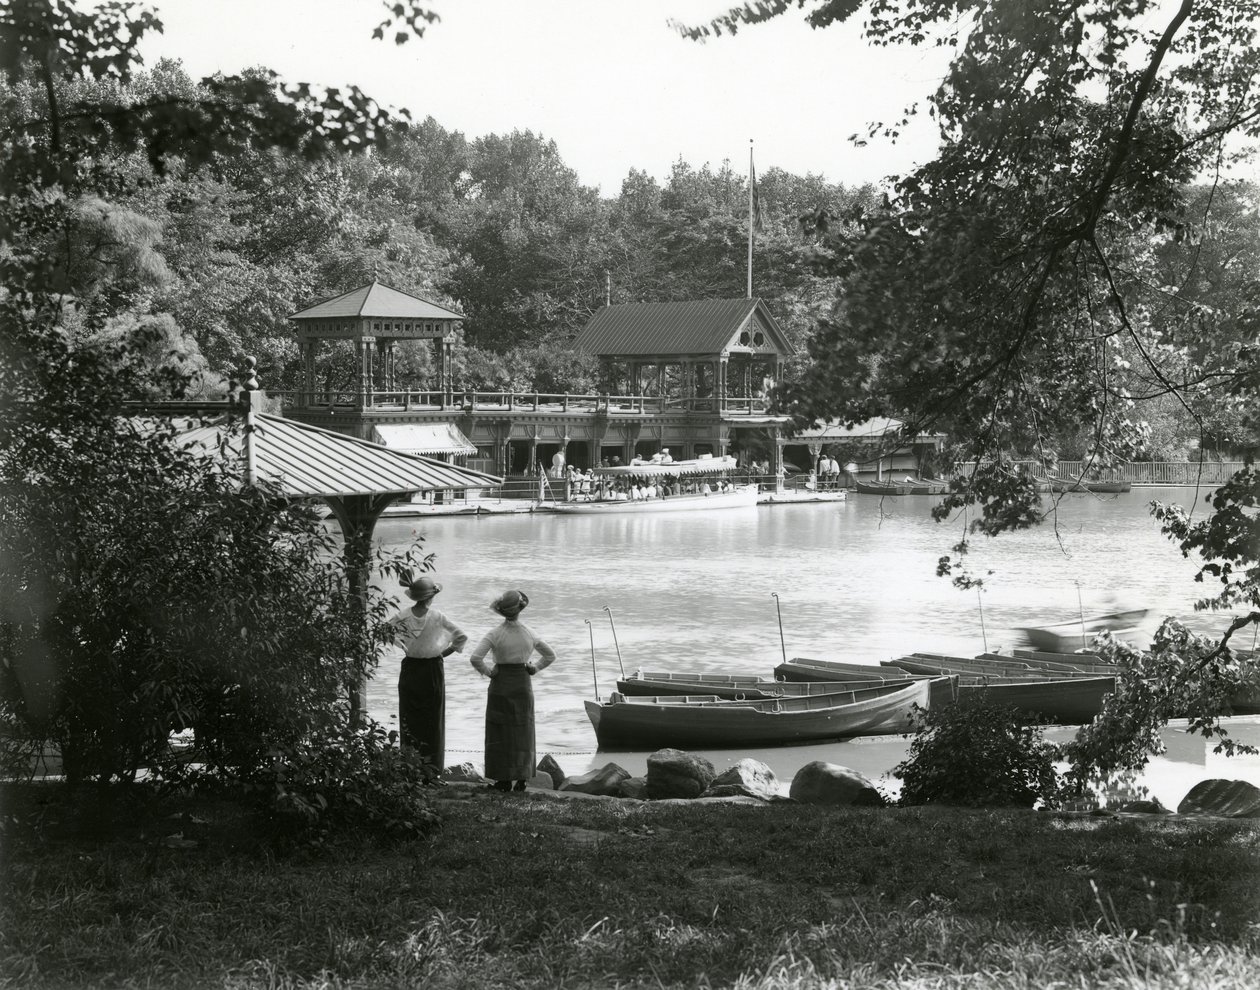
[484,665,535,782]
[398,656,445,771]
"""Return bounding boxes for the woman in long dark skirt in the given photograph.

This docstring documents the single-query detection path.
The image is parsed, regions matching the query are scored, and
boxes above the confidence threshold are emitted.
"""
[387,573,468,776]
[468,590,556,792]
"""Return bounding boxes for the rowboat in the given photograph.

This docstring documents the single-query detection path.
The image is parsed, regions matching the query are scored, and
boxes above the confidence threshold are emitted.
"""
[854,478,949,496]
[616,670,913,700]
[878,658,1115,724]
[1016,608,1150,653]
[896,653,1115,679]
[1047,478,1133,494]
[774,657,921,682]
[545,454,759,514]
[758,489,848,505]
[584,680,935,749]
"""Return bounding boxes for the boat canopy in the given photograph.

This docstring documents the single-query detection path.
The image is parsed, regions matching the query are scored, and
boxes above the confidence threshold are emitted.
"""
[593,454,739,478]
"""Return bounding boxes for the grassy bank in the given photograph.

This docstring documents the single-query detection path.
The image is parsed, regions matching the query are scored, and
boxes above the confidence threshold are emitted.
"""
[3,782,1259,989]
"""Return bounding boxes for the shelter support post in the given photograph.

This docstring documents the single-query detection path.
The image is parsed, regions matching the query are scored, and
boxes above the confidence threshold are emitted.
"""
[324,492,404,727]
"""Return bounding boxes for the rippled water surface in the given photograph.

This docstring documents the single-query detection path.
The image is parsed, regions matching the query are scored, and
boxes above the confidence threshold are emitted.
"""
[360,487,1260,806]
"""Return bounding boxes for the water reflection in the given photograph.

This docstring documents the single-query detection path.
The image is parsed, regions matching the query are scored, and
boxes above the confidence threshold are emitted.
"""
[362,488,1260,807]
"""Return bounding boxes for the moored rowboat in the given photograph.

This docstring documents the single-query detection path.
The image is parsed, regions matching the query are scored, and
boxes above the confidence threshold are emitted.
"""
[584,680,936,750]
[616,671,914,700]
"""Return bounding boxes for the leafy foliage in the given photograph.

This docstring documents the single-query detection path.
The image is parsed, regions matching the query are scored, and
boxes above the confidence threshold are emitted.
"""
[1063,618,1259,787]
[684,0,1260,770]
[0,2,429,787]
[894,697,1063,808]
[158,708,442,849]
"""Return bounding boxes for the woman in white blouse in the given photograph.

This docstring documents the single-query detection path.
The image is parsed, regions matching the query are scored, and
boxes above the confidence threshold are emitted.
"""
[387,574,468,777]
[469,590,556,792]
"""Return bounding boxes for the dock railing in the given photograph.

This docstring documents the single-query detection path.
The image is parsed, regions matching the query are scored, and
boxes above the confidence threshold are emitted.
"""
[954,460,1248,486]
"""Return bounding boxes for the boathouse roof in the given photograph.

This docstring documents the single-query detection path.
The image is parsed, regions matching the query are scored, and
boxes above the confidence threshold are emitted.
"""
[572,298,794,358]
[290,280,464,323]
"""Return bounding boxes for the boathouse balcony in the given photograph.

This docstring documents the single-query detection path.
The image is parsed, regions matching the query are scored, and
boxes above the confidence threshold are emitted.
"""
[275,388,775,418]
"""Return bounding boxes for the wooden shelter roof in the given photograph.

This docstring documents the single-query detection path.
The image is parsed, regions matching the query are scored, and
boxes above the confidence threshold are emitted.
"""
[573,298,794,358]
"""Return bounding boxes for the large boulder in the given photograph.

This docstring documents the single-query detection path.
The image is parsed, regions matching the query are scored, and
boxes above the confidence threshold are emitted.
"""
[618,776,649,800]
[538,754,567,790]
[789,761,885,807]
[646,749,716,800]
[1177,779,1260,818]
[559,762,631,797]
[700,758,781,801]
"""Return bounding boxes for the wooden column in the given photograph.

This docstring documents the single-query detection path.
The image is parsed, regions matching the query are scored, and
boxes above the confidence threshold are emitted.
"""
[323,492,406,726]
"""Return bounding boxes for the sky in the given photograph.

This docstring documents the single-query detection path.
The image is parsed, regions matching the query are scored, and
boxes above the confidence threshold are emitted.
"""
[137,0,955,195]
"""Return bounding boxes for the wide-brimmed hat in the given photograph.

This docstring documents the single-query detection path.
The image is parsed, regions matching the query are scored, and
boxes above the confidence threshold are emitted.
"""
[491,589,529,617]
[402,573,442,602]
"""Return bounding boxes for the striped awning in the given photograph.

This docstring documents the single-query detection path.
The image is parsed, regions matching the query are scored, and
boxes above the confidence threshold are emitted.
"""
[178,414,501,498]
[372,423,477,457]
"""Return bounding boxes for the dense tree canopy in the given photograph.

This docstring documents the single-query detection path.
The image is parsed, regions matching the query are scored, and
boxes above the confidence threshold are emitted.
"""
[686,0,1260,778]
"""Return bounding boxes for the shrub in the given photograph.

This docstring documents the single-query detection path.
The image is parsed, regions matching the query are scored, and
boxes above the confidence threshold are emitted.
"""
[157,709,440,849]
[893,697,1062,808]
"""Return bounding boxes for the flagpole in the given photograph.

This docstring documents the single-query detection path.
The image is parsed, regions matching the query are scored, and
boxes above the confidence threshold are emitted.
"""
[747,138,754,299]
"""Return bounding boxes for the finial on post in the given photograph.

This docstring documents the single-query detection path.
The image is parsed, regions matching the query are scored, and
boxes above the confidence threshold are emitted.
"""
[236,356,264,412]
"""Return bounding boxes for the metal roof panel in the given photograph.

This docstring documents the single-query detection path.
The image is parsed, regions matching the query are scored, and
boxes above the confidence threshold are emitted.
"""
[572,298,793,356]
[179,414,500,497]
[291,281,464,321]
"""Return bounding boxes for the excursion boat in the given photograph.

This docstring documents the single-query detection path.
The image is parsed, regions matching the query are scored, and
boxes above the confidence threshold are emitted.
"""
[544,454,758,514]
[854,478,949,496]
[1016,608,1150,653]
[583,679,935,750]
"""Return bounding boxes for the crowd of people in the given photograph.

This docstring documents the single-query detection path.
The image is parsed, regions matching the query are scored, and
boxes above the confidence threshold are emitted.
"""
[387,573,555,793]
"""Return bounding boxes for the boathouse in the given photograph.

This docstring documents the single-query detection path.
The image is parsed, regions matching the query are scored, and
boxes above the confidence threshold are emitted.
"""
[282,284,804,480]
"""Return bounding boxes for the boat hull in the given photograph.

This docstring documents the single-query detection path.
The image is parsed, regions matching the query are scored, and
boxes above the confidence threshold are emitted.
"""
[584,680,932,749]
[546,485,758,514]
[616,675,912,700]
[854,480,948,496]
[1017,608,1149,653]
[950,677,1116,725]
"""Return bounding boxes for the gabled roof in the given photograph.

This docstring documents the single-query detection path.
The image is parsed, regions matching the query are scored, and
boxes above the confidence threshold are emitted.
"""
[290,280,464,321]
[573,298,794,357]
[179,414,500,498]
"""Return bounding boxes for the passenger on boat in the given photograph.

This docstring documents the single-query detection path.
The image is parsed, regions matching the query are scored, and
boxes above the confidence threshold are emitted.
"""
[387,573,468,779]
[660,447,673,463]
[469,590,555,793]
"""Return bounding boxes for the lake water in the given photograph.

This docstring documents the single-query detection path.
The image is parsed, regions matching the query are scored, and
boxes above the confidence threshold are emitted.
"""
[364,487,1260,808]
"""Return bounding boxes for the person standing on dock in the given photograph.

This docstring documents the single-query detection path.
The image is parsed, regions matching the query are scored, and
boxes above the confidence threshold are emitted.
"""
[469,590,556,792]
[388,574,468,778]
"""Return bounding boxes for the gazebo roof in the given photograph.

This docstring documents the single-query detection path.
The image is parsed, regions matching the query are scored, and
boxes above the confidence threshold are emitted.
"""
[573,298,794,358]
[290,280,464,322]
[179,413,500,498]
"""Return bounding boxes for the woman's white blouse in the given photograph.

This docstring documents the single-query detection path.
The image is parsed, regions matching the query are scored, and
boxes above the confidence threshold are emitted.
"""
[388,606,468,658]
[469,621,556,677]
